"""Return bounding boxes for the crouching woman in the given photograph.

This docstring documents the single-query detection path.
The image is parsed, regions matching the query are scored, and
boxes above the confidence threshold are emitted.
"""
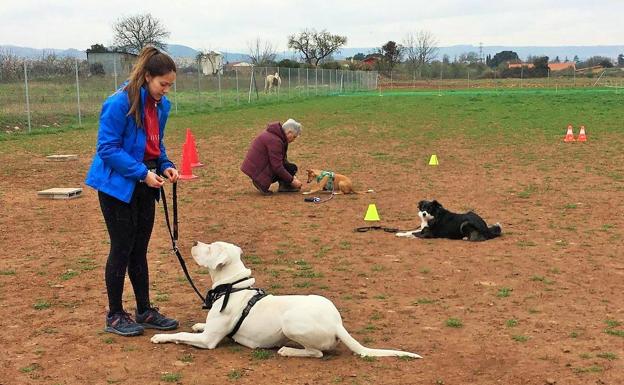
[241,118,303,194]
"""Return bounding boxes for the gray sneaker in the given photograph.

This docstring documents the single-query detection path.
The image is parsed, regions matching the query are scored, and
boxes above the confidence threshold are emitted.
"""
[136,307,179,330]
[105,311,144,336]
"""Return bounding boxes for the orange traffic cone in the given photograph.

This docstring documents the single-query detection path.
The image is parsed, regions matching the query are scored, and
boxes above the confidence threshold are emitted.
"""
[564,124,575,142]
[577,125,587,142]
[178,142,198,180]
[185,128,204,167]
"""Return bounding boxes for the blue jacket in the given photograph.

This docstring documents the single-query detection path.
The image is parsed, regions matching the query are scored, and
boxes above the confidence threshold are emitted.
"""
[85,86,175,203]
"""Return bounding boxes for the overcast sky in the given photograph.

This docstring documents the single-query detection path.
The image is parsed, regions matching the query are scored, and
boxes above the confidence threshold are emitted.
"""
[2,0,623,52]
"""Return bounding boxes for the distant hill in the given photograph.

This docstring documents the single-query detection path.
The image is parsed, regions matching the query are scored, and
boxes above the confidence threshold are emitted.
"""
[0,44,86,59]
[2,43,622,62]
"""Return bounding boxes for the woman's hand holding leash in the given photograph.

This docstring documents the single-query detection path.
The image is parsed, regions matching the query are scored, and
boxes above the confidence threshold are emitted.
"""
[163,167,179,183]
[144,171,165,188]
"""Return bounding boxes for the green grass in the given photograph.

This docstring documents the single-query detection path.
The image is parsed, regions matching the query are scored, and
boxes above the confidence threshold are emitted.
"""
[33,300,51,310]
[251,349,273,360]
[60,270,79,281]
[596,352,618,360]
[512,335,529,342]
[227,369,243,380]
[161,373,181,382]
[446,318,463,328]
[20,364,40,373]
[505,319,519,327]
[497,287,512,298]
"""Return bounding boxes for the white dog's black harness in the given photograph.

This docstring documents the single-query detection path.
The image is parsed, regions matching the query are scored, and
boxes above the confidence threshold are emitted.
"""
[203,277,268,338]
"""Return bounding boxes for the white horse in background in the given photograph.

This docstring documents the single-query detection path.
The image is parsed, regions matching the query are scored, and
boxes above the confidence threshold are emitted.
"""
[265,72,281,93]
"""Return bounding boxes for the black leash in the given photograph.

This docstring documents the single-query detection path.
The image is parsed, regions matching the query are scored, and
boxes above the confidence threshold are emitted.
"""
[354,225,410,233]
[160,183,206,304]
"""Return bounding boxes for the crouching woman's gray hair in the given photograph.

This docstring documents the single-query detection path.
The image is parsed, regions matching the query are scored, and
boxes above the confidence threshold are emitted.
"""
[282,118,302,137]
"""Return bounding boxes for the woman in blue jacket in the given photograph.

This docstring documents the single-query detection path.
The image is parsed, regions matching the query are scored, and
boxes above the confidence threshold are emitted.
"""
[86,46,180,336]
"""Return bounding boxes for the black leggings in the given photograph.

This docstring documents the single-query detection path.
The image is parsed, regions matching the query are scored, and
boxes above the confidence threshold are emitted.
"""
[98,183,158,315]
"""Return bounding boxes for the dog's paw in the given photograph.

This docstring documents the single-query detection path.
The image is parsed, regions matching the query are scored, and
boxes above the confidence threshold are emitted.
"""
[191,323,205,332]
[396,232,416,238]
[151,334,169,344]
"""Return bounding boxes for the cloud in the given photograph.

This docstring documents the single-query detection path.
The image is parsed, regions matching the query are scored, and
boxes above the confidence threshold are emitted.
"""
[1,0,623,50]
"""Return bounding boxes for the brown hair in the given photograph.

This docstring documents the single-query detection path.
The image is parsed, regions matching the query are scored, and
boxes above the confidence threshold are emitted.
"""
[125,46,176,127]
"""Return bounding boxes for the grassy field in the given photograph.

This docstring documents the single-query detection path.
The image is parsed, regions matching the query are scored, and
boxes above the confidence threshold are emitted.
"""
[1,90,623,385]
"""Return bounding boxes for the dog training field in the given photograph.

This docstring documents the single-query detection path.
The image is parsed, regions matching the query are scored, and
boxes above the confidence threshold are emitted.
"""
[1,90,623,384]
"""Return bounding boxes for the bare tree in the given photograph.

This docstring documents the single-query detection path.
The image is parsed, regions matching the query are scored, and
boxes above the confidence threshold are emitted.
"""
[287,29,347,66]
[247,38,277,66]
[112,13,170,53]
[403,31,438,75]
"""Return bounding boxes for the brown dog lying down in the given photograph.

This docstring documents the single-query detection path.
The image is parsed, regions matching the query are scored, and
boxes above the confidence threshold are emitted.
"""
[303,169,372,195]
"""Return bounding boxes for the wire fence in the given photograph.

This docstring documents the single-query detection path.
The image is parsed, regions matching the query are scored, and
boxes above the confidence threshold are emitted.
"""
[379,66,624,91]
[0,62,378,133]
[2,59,623,134]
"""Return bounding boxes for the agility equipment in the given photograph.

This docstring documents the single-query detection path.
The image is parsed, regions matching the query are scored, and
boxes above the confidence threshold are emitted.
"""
[178,142,198,180]
[37,187,82,199]
[428,154,439,166]
[577,125,587,142]
[185,128,204,167]
[46,154,77,162]
[564,125,575,142]
[364,204,380,221]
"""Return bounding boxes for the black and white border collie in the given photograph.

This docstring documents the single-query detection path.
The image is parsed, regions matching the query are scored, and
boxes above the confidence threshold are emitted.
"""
[396,200,502,241]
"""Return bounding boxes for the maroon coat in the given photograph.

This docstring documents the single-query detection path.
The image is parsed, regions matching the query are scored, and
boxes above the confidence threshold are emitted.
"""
[240,122,293,191]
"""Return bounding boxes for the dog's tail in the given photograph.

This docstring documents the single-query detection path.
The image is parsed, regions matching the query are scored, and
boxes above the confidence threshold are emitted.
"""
[336,324,421,358]
[488,222,502,239]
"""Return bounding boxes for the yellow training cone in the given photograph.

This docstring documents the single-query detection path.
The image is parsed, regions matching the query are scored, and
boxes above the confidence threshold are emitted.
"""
[428,154,439,166]
[364,204,380,221]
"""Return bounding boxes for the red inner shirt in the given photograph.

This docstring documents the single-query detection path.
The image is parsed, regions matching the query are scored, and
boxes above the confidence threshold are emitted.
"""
[143,94,161,161]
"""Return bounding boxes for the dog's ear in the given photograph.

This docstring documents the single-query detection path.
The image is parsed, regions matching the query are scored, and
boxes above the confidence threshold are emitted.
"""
[207,243,229,271]
[431,200,442,209]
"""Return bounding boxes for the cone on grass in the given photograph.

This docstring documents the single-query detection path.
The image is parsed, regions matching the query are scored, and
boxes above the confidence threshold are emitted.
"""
[185,128,204,167]
[428,154,439,166]
[364,204,380,221]
[178,142,198,180]
[564,125,575,142]
[577,125,587,142]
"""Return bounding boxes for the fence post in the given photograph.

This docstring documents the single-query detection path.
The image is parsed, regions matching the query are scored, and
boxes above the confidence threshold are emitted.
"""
[288,67,291,98]
[23,62,32,133]
[113,56,118,90]
[173,80,178,114]
[218,70,222,107]
[235,68,240,106]
[306,68,309,96]
[75,59,82,127]
[248,67,254,103]
[315,67,318,96]
[277,66,280,101]
[197,62,201,109]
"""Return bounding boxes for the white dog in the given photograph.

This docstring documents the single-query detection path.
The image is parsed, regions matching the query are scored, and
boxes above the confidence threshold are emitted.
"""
[151,241,421,359]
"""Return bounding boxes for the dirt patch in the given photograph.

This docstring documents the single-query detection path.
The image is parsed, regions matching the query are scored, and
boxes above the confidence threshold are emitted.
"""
[0,126,623,385]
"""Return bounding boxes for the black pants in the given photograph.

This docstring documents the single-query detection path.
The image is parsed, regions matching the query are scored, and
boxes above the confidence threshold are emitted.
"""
[98,183,158,315]
[272,161,298,184]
